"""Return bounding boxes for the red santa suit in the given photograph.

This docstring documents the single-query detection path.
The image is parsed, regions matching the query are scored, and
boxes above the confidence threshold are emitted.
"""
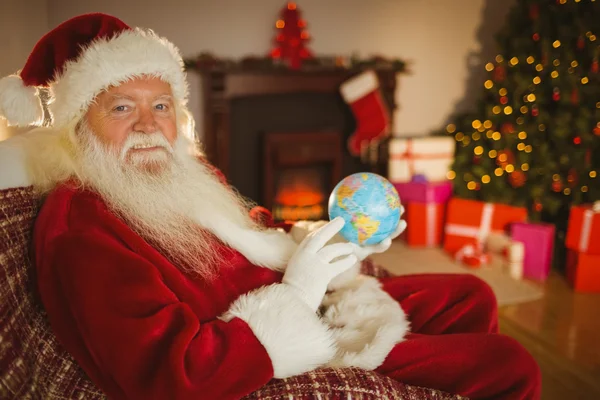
[6,12,539,400]
[33,182,541,400]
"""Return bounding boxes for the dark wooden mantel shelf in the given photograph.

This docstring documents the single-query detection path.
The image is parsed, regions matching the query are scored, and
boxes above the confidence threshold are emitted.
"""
[196,68,399,178]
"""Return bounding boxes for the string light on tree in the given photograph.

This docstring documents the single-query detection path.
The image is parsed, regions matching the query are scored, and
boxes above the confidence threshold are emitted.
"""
[509,171,527,188]
[439,0,599,230]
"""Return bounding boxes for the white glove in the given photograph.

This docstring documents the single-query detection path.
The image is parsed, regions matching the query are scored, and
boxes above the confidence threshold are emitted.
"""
[350,205,407,261]
[282,217,358,312]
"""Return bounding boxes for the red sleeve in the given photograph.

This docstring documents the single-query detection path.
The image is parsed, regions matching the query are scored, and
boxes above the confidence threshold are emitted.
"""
[48,230,273,400]
[44,227,335,400]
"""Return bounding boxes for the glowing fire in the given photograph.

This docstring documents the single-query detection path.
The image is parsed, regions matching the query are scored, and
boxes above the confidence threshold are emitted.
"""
[273,170,325,221]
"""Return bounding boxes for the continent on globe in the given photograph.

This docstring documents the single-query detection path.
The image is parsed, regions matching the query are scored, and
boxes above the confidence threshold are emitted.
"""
[328,172,401,245]
[354,214,380,244]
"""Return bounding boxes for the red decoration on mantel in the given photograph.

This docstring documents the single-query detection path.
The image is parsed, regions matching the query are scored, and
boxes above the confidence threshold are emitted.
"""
[269,2,313,69]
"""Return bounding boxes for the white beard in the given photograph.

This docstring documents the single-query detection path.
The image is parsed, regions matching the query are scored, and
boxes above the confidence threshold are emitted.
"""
[73,123,297,277]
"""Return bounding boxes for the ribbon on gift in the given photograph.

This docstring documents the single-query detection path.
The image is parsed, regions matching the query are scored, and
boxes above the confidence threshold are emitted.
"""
[426,203,438,246]
[579,201,600,252]
[454,243,490,267]
[390,138,455,177]
[398,139,415,176]
[445,202,503,243]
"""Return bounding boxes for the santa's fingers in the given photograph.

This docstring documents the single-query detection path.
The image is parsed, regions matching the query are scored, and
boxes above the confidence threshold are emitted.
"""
[304,217,345,253]
[399,205,405,218]
[327,254,359,277]
[390,219,408,240]
[317,242,355,262]
[363,237,393,254]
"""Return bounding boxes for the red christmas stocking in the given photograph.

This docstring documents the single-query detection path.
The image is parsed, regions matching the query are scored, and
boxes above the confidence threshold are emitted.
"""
[340,70,390,156]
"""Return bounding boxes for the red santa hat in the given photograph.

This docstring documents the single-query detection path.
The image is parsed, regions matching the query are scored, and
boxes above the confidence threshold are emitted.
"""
[0,13,188,129]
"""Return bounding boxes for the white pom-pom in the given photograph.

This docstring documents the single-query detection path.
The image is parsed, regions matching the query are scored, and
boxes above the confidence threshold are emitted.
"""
[0,75,44,127]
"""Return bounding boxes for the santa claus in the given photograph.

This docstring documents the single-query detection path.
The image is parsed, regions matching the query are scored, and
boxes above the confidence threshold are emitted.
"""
[0,13,540,400]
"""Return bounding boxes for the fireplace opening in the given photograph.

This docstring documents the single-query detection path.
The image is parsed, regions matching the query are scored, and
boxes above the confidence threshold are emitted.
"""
[263,131,342,222]
[272,167,327,221]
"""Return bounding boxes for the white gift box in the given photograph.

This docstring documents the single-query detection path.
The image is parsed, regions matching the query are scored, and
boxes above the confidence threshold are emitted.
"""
[388,136,455,182]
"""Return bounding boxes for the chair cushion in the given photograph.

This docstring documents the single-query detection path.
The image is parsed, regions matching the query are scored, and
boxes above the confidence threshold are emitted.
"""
[0,185,464,399]
[0,186,105,399]
[244,367,467,400]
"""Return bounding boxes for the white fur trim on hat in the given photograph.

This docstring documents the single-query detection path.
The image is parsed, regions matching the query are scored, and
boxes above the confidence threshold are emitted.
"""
[339,70,380,103]
[49,28,188,129]
[220,283,337,379]
[0,75,44,127]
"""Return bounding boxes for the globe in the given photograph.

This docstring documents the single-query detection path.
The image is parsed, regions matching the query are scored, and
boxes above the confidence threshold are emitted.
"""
[328,172,401,246]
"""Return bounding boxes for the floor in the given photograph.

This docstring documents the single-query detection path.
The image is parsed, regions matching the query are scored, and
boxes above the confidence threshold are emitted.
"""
[372,243,600,399]
[498,271,600,400]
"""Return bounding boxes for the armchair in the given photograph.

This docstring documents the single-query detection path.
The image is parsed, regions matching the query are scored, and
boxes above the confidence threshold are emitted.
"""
[0,136,464,399]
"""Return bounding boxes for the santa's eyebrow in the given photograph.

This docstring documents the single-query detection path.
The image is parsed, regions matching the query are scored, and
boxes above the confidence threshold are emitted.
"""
[107,94,134,101]
[154,94,173,101]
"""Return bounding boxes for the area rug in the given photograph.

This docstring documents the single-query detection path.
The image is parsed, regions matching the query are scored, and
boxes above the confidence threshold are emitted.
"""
[370,241,544,306]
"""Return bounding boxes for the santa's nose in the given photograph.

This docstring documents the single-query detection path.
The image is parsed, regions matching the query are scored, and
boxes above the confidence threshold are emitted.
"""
[133,107,158,133]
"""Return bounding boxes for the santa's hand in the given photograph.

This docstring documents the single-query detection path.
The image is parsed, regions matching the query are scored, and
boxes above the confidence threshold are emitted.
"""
[282,217,358,312]
[350,205,407,261]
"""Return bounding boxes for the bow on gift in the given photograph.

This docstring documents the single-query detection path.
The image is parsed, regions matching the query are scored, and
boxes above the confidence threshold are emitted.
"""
[579,200,600,252]
[454,242,490,268]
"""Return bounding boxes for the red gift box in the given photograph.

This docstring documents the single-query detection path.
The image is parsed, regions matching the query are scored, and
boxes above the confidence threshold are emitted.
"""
[566,249,600,292]
[565,203,600,255]
[406,202,446,247]
[443,198,528,255]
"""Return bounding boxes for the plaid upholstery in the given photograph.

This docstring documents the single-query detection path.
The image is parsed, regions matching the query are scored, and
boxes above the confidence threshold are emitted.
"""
[0,186,464,400]
[0,187,105,399]
[244,367,467,400]
[359,257,392,279]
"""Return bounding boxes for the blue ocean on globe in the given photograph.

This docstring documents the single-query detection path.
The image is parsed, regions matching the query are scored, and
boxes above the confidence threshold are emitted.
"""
[328,172,401,246]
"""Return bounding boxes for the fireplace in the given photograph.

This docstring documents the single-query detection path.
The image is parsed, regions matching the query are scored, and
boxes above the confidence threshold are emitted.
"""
[263,131,342,221]
[195,68,398,220]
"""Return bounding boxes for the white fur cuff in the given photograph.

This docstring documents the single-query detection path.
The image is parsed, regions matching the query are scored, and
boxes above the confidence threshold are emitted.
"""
[221,284,337,379]
[322,276,410,370]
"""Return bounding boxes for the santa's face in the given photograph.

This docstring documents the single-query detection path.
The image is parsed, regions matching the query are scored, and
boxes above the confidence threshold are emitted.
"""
[72,78,297,276]
[84,77,178,174]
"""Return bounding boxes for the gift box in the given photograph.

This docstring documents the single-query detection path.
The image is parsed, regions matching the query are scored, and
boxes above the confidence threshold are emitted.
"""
[406,202,446,247]
[566,250,600,292]
[565,203,600,255]
[443,198,528,255]
[388,137,455,182]
[393,180,453,204]
[485,233,525,280]
[511,222,555,281]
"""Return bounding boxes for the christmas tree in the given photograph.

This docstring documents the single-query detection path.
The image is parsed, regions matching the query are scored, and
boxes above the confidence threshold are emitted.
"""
[269,2,313,69]
[442,0,599,243]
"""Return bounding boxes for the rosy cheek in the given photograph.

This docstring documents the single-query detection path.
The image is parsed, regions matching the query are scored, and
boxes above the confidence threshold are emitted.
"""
[104,122,131,151]
[162,120,178,143]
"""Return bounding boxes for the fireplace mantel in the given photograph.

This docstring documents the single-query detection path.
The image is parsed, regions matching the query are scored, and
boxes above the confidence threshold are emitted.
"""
[197,68,399,179]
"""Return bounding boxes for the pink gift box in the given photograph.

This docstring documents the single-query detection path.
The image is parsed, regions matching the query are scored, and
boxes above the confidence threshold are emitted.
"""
[511,222,555,281]
[393,181,453,204]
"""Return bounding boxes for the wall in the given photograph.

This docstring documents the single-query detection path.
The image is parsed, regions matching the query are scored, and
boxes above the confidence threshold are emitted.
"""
[0,0,49,140]
[42,0,514,139]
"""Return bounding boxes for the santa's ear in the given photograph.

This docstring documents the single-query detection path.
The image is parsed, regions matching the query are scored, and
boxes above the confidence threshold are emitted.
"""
[0,75,44,127]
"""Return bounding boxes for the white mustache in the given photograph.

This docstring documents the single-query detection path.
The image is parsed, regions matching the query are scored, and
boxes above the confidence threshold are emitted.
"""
[120,132,173,160]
